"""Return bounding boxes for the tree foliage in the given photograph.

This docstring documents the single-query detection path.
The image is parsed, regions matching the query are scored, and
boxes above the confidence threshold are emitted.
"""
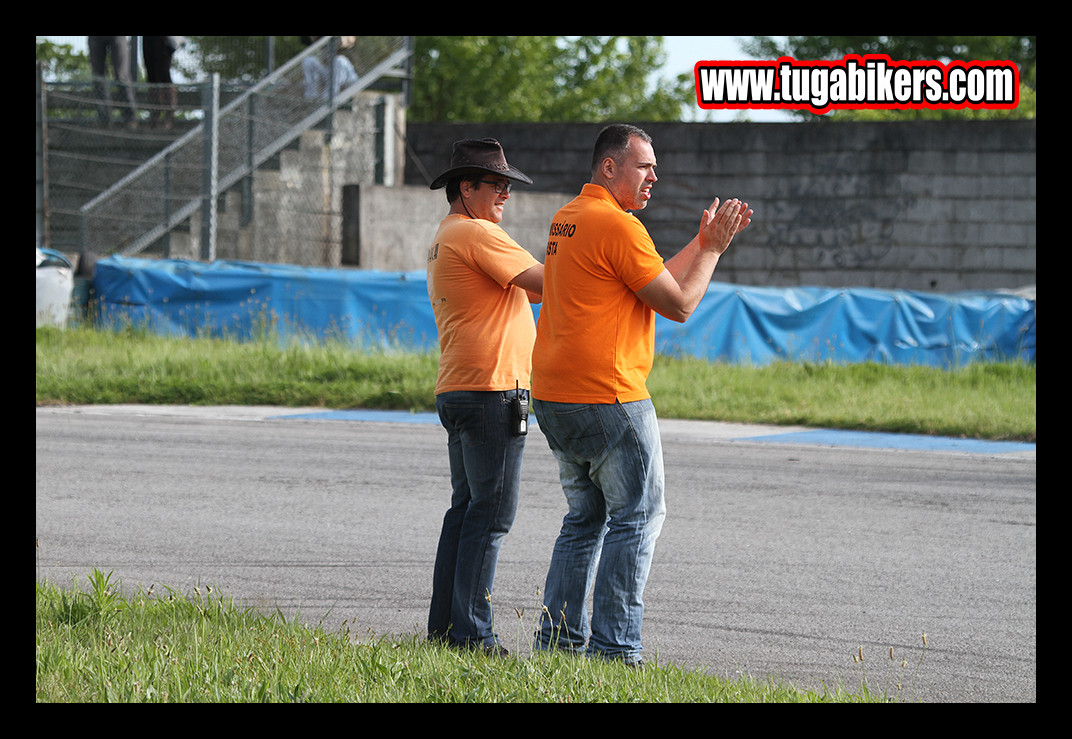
[741,36,1036,120]
[410,36,692,122]
[176,36,307,83]
[35,37,89,80]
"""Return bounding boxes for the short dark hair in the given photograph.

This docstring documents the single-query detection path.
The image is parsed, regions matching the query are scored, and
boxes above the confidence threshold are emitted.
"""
[445,174,482,203]
[591,124,652,174]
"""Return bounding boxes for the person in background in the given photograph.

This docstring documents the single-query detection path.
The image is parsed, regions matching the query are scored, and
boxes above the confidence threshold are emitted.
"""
[300,36,359,100]
[88,36,137,128]
[425,138,544,657]
[531,123,752,667]
[142,36,183,130]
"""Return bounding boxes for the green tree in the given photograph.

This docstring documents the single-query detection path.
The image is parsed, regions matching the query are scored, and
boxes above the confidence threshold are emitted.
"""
[742,35,1036,120]
[35,37,90,81]
[410,36,692,122]
[176,36,308,83]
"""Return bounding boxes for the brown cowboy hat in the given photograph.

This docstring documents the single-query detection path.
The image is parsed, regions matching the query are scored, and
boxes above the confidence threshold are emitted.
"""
[429,138,533,190]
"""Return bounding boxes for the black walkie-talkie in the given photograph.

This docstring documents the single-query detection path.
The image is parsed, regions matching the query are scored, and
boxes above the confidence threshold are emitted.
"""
[514,380,529,435]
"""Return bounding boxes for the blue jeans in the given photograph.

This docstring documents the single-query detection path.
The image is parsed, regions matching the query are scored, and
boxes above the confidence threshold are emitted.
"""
[302,55,359,100]
[532,398,666,663]
[429,390,526,648]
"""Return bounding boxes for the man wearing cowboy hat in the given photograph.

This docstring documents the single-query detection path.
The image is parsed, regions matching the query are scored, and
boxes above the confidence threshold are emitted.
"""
[425,138,543,656]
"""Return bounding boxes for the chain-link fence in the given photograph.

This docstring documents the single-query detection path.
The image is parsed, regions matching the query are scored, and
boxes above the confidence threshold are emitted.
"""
[37,36,412,267]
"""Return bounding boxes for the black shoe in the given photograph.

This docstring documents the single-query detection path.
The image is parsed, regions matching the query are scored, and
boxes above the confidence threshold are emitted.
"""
[454,639,509,658]
[480,643,510,658]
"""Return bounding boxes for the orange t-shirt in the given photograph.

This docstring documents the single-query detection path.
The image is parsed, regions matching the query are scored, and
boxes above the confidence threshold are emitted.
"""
[532,184,666,404]
[427,213,539,395]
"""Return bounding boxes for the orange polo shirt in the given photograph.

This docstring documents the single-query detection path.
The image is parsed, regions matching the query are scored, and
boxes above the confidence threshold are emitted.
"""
[532,183,666,404]
[427,213,539,395]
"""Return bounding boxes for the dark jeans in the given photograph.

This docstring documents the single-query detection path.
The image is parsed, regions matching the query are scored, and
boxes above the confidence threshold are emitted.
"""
[88,35,135,124]
[428,389,527,647]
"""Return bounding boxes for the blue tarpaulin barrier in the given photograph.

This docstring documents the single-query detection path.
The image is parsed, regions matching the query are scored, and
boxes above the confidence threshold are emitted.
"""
[93,257,438,350]
[654,283,1035,367]
[92,256,1035,368]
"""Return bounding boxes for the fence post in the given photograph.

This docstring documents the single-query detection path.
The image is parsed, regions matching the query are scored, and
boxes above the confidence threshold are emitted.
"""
[37,62,50,251]
[200,73,220,261]
[162,149,173,258]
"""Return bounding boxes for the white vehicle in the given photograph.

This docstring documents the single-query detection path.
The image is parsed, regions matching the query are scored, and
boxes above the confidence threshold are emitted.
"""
[36,247,74,328]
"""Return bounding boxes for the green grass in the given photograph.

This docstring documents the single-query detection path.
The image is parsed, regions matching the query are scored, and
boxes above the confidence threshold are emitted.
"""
[36,325,1035,441]
[37,571,894,703]
[649,355,1035,441]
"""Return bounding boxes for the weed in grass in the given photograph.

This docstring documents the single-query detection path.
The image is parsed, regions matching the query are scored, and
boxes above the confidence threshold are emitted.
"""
[852,633,929,702]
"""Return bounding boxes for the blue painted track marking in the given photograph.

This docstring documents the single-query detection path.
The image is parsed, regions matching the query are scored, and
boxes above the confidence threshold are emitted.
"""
[275,409,442,424]
[270,410,1033,455]
[737,428,1035,454]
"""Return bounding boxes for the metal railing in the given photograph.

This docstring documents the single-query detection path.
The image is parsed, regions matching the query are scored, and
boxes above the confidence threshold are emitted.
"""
[75,36,412,260]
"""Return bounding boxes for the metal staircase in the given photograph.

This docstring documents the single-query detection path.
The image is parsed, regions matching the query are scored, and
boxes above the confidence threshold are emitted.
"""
[76,36,413,260]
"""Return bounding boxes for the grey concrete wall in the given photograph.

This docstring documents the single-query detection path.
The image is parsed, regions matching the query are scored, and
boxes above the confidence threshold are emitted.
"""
[353,185,573,271]
[173,94,406,267]
[403,121,1036,293]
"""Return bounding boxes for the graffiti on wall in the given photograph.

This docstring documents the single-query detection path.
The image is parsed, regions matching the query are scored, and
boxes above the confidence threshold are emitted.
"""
[761,154,917,275]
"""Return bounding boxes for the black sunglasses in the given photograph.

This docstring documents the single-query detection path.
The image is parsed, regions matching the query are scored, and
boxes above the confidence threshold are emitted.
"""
[478,180,512,194]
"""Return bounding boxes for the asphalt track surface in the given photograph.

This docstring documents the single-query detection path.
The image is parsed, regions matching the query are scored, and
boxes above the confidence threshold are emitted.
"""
[36,404,1036,702]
